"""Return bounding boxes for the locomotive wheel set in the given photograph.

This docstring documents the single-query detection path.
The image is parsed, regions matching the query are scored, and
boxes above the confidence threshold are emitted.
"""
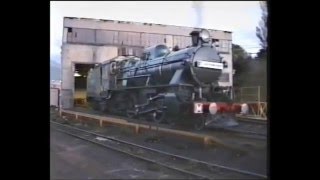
[86,29,248,130]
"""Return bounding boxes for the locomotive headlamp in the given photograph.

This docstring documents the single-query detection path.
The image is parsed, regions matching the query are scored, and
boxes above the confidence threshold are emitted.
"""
[209,103,218,115]
[241,103,249,114]
[200,29,210,42]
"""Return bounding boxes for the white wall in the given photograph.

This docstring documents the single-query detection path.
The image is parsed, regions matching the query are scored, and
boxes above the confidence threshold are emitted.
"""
[61,44,118,90]
[61,43,118,108]
[50,88,59,107]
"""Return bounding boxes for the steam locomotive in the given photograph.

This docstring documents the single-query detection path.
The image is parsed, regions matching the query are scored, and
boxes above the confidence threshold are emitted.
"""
[86,29,248,130]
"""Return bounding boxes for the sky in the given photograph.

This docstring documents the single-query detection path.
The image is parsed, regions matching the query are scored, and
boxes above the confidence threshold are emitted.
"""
[50,1,262,63]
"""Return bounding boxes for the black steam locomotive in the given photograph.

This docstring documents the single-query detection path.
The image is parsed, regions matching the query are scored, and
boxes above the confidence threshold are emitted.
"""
[86,29,247,130]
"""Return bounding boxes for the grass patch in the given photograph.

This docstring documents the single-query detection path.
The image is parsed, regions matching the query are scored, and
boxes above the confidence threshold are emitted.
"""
[144,135,163,143]
[119,127,133,135]
[147,164,161,171]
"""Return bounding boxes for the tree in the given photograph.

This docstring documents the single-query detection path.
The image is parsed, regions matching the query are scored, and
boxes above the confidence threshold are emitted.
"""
[256,48,267,60]
[232,44,267,102]
[256,1,268,51]
[233,44,249,61]
[232,44,251,87]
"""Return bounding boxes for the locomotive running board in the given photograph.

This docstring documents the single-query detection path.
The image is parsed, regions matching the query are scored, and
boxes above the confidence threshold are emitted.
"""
[109,83,194,91]
[59,109,239,148]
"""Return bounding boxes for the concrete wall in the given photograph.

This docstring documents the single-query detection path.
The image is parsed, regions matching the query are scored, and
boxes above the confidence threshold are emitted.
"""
[61,44,118,90]
[50,88,59,107]
[61,17,233,109]
[219,53,233,87]
[61,43,118,108]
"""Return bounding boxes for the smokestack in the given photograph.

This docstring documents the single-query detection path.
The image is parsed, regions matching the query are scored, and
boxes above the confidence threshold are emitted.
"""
[192,1,203,27]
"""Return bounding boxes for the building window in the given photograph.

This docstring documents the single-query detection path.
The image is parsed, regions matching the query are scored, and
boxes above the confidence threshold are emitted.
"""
[114,31,119,44]
[67,28,95,44]
[217,40,230,53]
[219,73,230,82]
[68,28,72,33]
[118,32,128,45]
[96,30,116,44]
[118,47,126,56]
[133,48,143,57]
[128,48,133,55]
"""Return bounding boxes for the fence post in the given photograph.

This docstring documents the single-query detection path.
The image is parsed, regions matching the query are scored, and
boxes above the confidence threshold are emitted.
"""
[258,86,261,103]
[240,88,243,103]
[258,86,261,116]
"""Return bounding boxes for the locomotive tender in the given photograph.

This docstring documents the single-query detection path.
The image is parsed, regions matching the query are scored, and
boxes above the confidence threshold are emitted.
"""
[86,29,248,130]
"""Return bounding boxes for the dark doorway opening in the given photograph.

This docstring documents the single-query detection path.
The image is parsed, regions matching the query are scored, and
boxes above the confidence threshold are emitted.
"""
[74,63,95,107]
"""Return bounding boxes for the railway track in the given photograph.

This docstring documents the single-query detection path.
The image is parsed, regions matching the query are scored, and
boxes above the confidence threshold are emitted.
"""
[218,121,267,140]
[206,116,267,139]
[236,116,267,125]
[61,108,267,141]
[227,126,265,135]
[50,120,267,179]
[60,108,267,142]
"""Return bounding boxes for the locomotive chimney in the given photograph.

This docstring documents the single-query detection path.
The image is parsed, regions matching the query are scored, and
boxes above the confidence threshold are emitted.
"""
[190,29,211,47]
[190,30,200,47]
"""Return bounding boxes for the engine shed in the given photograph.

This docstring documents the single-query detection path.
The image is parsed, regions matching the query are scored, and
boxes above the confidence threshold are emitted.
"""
[61,17,233,109]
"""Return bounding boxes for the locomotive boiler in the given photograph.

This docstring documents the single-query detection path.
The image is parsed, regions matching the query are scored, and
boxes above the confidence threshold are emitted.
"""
[86,29,248,130]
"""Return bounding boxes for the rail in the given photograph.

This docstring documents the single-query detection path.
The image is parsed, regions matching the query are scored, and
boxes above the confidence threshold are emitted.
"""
[51,121,267,179]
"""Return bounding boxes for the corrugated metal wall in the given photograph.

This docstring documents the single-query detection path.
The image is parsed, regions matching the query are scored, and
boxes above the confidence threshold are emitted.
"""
[66,28,201,49]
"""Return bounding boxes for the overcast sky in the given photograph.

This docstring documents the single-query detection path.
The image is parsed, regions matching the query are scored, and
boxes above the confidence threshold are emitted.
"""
[50,1,262,63]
